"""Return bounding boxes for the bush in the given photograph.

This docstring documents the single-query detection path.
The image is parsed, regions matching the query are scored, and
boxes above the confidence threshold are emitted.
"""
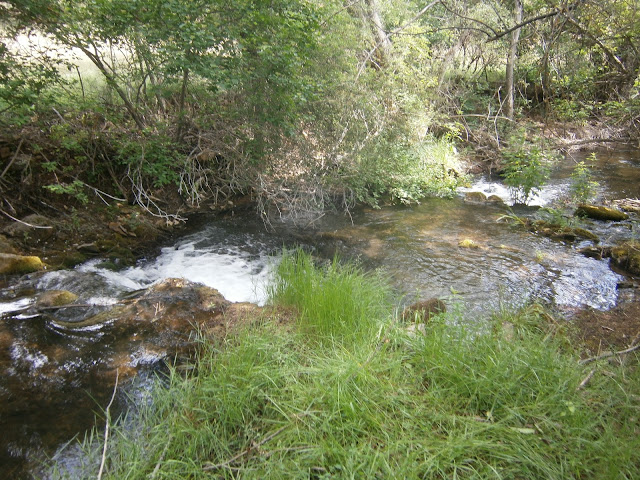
[348,137,464,207]
[569,155,599,204]
[501,131,552,205]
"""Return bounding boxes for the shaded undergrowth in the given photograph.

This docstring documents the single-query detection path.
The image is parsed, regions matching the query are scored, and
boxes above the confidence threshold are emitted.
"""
[49,251,640,479]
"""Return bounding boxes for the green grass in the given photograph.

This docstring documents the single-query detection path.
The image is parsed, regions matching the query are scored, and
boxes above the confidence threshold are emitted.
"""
[266,248,392,344]
[49,251,640,479]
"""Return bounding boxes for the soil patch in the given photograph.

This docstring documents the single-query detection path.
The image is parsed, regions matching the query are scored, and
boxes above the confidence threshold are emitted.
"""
[572,300,640,356]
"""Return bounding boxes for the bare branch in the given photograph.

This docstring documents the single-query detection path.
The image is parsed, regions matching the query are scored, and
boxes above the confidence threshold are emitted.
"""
[356,0,440,80]
[486,10,561,42]
[438,0,497,38]
[579,342,640,365]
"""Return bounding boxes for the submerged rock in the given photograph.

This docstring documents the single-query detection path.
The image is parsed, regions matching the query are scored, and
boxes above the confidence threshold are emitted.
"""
[0,253,44,274]
[574,204,629,222]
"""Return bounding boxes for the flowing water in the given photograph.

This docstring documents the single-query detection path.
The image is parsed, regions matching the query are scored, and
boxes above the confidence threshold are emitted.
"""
[2,148,640,478]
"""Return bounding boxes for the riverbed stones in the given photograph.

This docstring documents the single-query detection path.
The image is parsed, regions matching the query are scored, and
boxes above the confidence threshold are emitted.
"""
[0,253,44,275]
[574,204,629,221]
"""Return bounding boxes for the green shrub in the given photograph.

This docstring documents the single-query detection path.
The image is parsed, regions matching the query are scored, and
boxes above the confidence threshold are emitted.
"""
[349,137,464,207]
[501,131,552,205]
[569,155,599,204]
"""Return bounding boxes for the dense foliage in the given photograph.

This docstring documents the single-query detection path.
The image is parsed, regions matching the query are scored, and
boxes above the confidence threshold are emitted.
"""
[1,0,639,220]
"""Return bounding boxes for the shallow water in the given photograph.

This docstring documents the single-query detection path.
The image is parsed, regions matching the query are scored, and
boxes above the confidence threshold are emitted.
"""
[2,148,640,478]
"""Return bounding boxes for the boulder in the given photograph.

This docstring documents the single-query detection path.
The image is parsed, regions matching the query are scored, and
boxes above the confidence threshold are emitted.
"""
[0,234,17,254]
[575,204,629,222]
[0,253,44,274]
[1,214,56,244]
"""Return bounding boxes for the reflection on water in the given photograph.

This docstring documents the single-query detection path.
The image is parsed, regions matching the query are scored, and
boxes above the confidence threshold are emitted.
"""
[312,197,621,314]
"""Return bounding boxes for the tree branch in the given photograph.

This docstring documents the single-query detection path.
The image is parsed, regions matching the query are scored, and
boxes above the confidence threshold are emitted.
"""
[486,10,561,42]
[561,13,629,76]
[356,0,440,80]
[579,342,640,365]
[438,0,497,38]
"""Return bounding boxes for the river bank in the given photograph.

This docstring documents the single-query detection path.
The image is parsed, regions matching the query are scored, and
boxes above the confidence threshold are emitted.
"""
[1,130,640,478]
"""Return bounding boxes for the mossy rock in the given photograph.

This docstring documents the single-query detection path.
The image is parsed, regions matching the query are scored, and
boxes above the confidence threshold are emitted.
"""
[60,252,88,268]
[130,221,161,242]
[487,195,505,204]
[464,191,487,203]
[528,221,599,243]
[0,253,44,274]
[610,242,640,276]
[37,290,79,308]
[575,204,629,222]
[106,246,136,266]
[458,238,480,248]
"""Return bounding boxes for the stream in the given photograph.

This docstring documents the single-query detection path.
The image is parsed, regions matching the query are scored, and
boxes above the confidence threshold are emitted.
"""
[2,148,640,478]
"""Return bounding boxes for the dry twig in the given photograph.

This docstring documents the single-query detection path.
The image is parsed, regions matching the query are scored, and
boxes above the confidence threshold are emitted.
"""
[97,369,119,480]
[579,342,640,365]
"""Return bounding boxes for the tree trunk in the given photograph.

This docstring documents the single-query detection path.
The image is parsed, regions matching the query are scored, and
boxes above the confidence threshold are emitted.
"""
[366,0,392,63]
[175,68,189,143]
[76,44,146,130]
[505,0,523,120]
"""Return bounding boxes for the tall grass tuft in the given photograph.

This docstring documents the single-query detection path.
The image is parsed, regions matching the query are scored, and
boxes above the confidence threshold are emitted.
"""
[267,248,391,344]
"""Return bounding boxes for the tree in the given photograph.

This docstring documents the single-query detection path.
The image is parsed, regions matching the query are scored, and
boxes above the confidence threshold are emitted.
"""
[505,0,523,119]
